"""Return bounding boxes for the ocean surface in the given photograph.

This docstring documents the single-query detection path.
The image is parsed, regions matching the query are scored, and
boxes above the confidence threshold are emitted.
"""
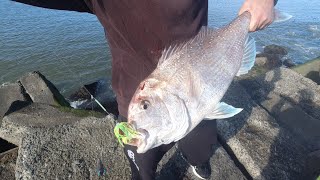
[1,0,319,96]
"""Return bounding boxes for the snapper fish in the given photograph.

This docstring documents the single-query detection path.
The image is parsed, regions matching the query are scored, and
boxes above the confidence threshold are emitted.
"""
[117,12,256,153]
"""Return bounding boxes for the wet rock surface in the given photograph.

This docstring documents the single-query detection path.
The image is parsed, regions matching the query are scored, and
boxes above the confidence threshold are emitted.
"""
[282,58,295,68]
[263,44,288,55]
[255,53,282,70]
[68,78,119,116]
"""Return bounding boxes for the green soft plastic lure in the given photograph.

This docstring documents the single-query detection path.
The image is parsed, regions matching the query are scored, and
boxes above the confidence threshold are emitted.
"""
[114,122,140,146]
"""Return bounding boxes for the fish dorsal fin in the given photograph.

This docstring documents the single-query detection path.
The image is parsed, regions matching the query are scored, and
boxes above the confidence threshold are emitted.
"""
[157,44,183,66]
[158,27,218,67]
[236,36,256,76]
[204,102,243,120]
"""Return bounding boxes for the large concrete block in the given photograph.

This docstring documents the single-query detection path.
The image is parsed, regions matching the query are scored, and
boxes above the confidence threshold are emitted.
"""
[19,71,70,107]
[252,68,320,120]
[218,81,314,179]
[0,83,29,118]
[0,103,83,146]
[1,103,128,179]
[15,116,130,180]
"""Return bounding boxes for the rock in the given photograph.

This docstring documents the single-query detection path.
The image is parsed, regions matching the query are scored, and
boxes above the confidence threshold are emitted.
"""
[283,58,295,68]
[242,54,282,79]
[256,53,282,69]
[0,148,18,180]
[0,138,16,154]
[156,144,246,180]
[1,103,128,179]
[68,78,118,116]
[254,44,289,71]
[259,92,320,146]
[254,67,320,120]
[0,147,18,180]
[292,56,320,84]
[0,83,30,118]
[2,103,246,179]
[0,83,23,160]
[217,71,320,179]
[305,150,320,180]
[0,103,104,146]
[19,71,70,107]
[264,44,288,55]
[16,117,130,179]
[218,82,286,179]
[2,67,319,179]
[69,81,99,101]
[254,56,268,67]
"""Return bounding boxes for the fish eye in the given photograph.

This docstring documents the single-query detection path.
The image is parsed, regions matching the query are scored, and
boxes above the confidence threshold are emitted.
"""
[140,100,150,110]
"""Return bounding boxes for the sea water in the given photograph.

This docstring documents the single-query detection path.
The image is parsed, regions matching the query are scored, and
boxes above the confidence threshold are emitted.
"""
[0,0,319,96]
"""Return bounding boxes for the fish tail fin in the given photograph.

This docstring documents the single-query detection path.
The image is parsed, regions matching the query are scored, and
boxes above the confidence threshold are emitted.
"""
[273,9,293,23]
[236,36,256,76]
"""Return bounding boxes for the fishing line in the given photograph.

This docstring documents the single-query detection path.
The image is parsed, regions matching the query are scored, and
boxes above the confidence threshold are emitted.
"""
[82,86,110,115]
[58,57,110,115]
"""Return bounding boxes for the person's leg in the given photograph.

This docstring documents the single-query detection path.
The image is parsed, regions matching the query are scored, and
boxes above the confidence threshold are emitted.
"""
[119,114,175,180]
[178,120,217,179]
[124,143,174,180]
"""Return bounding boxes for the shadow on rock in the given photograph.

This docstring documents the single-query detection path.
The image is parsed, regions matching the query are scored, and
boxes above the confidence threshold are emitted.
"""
[156,149,190,180]
[4,101,32,117]
[243,68,320,179]
[261,88,320,179]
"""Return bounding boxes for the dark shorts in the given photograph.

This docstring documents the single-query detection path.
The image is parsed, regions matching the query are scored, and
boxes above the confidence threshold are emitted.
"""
[118,116,217,180]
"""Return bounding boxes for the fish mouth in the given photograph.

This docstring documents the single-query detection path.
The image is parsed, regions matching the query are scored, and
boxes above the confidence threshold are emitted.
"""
[114,121,149,150]
[126,128,149,151]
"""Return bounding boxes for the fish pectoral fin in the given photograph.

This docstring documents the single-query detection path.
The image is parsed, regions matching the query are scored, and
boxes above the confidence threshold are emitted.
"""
[236,36,256,76]
[204,102,243,120]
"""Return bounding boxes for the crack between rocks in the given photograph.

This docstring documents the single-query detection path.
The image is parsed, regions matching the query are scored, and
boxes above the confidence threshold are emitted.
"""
[217,135,253,180]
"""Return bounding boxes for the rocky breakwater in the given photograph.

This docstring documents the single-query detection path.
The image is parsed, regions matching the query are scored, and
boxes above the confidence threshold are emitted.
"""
[0,71,132,179]
[0,44,319,179]
[0,71,245,179]
[218,45,320,179]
